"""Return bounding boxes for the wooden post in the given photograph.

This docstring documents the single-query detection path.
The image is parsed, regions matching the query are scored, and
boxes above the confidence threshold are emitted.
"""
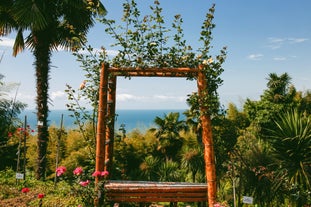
[197,66,217,207]
[105,75,117,173]
[95,63,109,206]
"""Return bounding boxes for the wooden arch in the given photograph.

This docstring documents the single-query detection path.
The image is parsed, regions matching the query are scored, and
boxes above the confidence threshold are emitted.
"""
[96,63,216,206]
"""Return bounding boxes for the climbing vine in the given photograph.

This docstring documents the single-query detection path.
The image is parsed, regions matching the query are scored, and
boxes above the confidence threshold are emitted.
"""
[100,0,226,115]
[67,0,227,129]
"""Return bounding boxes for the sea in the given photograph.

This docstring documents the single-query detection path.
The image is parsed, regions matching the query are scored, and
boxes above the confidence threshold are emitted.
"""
[19,109,187,132]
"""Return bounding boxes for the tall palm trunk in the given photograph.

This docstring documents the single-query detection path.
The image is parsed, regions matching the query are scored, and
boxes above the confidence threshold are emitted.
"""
[33,30,51,180]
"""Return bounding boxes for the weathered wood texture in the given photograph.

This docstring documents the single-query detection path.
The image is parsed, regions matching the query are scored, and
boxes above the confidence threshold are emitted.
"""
[105,181,208,203]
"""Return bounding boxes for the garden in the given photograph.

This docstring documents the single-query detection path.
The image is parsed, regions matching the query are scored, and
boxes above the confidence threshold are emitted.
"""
[1,0,311,206]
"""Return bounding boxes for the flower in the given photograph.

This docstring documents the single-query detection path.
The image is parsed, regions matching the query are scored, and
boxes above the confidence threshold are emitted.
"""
[101,170,109,177]
[38,193,45,199]
[207,57,214,64]
[73,167,83,176]
[92,170,109,177]
[21,187,30,193]
[79,180,90,187]
[92,171,101,177]
[56,166,66,176]
[202,57,213,65]
[79,80,86,90]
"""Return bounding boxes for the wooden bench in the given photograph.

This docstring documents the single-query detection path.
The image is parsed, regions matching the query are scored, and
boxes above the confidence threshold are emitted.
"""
[105,180,208,204]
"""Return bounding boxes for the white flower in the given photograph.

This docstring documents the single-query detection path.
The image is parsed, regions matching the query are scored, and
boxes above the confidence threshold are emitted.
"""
[202,58,214,65]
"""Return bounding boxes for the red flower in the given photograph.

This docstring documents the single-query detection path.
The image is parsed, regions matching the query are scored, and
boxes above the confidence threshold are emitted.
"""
[79,180,90,187]
[92,170,109,177]
[21,187,30,193]
[92,171,101,177]
[73,167,83,176]
[8,132,12,137]
[101,170,109,177]
[56,166,66,176]
[38,193,44,199]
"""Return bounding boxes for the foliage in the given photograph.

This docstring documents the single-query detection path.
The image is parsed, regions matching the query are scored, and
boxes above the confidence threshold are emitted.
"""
[149,112,188,161]
[265,109,311,206]
[54,166,109,207]
[0,74,26,170]
[1,0,107,180]
[244,73,297,132]
[0,168,79,207]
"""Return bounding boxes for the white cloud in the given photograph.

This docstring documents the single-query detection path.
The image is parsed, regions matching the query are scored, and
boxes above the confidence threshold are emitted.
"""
[76,48,118,57]
[51,90,66,100]
[153,95,186,102]
[117,93,142,101]
[267,37,309,49]
[247,54,263,60]
[273,56,286,61]
[117,93,187,104]
[288,38,309,43]
[0,37,15,47]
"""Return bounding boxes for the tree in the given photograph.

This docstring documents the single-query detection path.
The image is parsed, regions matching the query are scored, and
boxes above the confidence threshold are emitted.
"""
[265,109,311,206]
[149,112,188,161]
[181,145,205,182]
[266,72,293,103]
[0,0,106,180]
[244,73,297,132]
[0,74,26,170]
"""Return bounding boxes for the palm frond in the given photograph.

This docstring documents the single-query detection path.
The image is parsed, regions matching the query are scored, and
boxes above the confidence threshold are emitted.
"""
[12,28,24,56]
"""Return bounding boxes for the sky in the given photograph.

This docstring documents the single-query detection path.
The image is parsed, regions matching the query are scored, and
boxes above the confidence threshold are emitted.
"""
[1,0,311,110]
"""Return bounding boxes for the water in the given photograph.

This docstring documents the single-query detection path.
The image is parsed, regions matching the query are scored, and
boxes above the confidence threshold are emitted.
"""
[19,109,187,132]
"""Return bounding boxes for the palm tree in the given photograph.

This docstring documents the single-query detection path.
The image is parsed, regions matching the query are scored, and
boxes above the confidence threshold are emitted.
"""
[149,112,188,161]
[0,0,106,180]
[266,72,292,103]
[139,155,160,181]
[181,145,204,182]
[266,109,311,206]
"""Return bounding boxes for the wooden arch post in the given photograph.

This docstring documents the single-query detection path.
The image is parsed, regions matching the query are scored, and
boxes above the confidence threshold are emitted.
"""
[95,63,109,206]
[95,64,217,206]
[197,66,217,207]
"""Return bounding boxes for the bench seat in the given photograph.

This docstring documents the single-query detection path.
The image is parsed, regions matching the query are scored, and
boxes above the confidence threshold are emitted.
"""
[105,180,208,203]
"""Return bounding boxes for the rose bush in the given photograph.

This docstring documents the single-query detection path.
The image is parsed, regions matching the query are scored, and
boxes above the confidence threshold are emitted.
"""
[55,166,109,207]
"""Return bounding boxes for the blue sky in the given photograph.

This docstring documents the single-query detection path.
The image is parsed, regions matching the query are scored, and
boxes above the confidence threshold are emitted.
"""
[1,0,311,110]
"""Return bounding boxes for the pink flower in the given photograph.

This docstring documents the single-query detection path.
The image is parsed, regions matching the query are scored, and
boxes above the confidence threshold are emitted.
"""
[79,180,90,187]
[92,170,109,177]
[56,166,66,176]
[38,193,44,199]
[21,187,30,193]
[101,170,109,177]
[92,171,101,177]
[73,167,83,176]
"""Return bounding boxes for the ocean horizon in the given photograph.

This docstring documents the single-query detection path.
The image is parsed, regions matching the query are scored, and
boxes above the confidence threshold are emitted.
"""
[19,109,187,132]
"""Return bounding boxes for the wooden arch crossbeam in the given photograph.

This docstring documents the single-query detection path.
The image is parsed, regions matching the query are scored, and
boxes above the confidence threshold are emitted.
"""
[95,63,216,206]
